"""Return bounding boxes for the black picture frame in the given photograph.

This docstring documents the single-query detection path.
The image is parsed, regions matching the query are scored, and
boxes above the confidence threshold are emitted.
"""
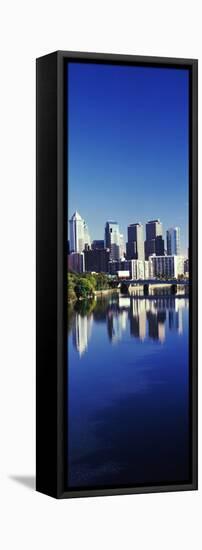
[36,50,198,499]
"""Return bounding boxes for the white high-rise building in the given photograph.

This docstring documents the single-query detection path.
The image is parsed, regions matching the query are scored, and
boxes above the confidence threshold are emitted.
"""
[83,221,91,249]
[166,227,181,255]
[184,258,189,277]
[119,233,125,259]
[69,211,91,253]
[69,211,84,252]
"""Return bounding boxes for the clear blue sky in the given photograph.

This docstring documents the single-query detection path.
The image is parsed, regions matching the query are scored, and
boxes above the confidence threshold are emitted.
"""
[67,62,189,254]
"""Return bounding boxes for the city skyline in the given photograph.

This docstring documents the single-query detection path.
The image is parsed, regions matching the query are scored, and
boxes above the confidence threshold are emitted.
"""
[68,209,188,279]
[69,209,186,257]
[68,63,189,255]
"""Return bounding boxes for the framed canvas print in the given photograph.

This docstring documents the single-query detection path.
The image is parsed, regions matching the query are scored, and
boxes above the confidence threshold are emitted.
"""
[36,51,198,498]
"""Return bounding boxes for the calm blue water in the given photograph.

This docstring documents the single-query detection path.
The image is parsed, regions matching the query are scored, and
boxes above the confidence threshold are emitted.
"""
[67,293,190,488]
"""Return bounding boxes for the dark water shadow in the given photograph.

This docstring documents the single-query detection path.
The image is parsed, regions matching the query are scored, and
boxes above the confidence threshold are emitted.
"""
[9,475,35,491]
[69,392,189,488]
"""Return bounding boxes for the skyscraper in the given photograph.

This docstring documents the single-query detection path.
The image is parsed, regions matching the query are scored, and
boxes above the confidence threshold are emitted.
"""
[92,240,104,250]
[69,211,90,252]
[69,211,84,252]
[83,221,91,248]
[145,219,163,259]
[84,248,110,273]
[119,233,125,259]
[105,221,120,260]
[166,227,181,255]
[68,252,85,273]
[155,235,165,256]
[126,223,144,261]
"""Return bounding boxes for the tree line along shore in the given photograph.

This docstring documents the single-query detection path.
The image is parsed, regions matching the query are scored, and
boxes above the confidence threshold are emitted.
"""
[68,271,117,302]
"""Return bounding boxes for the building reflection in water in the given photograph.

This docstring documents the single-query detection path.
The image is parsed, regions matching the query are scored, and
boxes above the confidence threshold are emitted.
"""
[72,314,93,356]
[130,299,146,341]
[146,310,166,343]
[168,303,183,335]
[71,294,187,355]
[107,309,128,343]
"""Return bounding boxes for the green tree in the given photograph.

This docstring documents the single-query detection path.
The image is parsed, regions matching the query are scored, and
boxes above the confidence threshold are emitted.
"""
[74,277,95,299]
[95,272,109,290]
[81,272,97,289]
[67,273,76,302]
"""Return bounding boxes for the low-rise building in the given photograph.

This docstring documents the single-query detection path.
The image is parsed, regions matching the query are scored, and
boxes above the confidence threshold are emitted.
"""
[108,259,130,276]
[109,259,152,280]
[117,270,130,279]
[130,259,144,279]
[144,260,150,279]
[149,255,185,279]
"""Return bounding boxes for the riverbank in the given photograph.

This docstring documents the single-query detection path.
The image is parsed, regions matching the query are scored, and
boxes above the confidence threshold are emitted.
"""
[68,287,119,304]
[94,288,120,297]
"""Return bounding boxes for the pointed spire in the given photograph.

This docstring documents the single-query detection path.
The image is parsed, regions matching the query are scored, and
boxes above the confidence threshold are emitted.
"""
[71,211,83,221]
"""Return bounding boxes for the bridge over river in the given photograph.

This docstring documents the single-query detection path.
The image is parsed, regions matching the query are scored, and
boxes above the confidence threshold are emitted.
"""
[118,279,189,296]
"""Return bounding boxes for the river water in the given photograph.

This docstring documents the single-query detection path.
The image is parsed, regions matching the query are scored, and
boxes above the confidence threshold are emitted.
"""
[67,292,190,489]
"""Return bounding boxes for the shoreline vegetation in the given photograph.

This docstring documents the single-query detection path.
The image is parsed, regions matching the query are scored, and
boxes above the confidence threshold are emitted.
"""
[68,271,117,303]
